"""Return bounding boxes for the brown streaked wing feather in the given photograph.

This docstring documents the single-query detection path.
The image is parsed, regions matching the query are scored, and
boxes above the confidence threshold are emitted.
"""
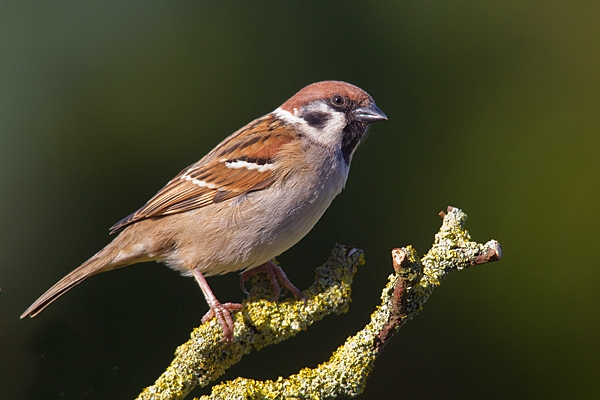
[109,116,297,233]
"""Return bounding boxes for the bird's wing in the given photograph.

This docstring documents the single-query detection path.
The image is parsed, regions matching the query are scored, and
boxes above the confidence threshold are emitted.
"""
[110,116,297,233]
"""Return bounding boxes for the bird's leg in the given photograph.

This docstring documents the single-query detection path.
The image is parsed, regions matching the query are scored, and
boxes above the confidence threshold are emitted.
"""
[192,269,242,343]
[240,261,306,302]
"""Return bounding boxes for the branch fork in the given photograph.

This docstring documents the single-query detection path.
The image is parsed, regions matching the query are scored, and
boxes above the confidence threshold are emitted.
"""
[136,206,502,400]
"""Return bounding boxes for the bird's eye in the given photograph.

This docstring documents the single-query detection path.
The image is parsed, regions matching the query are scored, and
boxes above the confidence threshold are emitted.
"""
[331,95,346,107]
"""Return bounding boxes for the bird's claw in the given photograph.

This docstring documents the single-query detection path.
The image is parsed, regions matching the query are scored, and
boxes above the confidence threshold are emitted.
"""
[201,301,243,343]
[239,261,306,302]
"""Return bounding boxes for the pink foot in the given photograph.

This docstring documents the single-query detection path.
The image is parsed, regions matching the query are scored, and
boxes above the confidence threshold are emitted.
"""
[240,261,306,302]
[201,302,243,343]
[192,269,242,343]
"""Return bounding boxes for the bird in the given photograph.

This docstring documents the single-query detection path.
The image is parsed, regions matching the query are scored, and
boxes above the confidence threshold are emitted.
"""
[21,80,387,342]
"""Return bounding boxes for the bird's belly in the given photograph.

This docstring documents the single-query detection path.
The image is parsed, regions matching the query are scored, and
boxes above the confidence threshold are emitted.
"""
[165,166,347,276]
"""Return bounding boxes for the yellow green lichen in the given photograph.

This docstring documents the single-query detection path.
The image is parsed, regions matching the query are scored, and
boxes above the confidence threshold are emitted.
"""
[136,207,501,400]
[136,244,364,400]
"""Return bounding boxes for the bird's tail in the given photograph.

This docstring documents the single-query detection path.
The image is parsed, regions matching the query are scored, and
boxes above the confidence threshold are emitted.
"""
[20,242,136,319]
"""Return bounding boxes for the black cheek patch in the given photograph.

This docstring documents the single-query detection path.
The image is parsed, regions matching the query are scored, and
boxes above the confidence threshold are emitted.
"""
[303,111,331,129]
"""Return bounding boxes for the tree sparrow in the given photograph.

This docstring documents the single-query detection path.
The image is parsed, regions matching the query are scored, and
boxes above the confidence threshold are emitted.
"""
[21,81,387,341]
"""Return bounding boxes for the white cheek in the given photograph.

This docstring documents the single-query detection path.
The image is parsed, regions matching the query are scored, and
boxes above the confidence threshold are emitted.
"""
[273,106,346,150]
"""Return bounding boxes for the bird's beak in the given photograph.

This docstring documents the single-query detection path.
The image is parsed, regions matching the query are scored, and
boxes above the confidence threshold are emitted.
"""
[353,103,388,124]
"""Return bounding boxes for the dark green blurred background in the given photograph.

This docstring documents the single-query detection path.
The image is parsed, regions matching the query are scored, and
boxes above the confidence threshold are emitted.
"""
[2,1,599,399]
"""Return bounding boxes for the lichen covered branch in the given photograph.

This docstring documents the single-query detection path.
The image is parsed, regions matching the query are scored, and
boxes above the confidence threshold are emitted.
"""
[136,244,364,400]
[138,207,502,400]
